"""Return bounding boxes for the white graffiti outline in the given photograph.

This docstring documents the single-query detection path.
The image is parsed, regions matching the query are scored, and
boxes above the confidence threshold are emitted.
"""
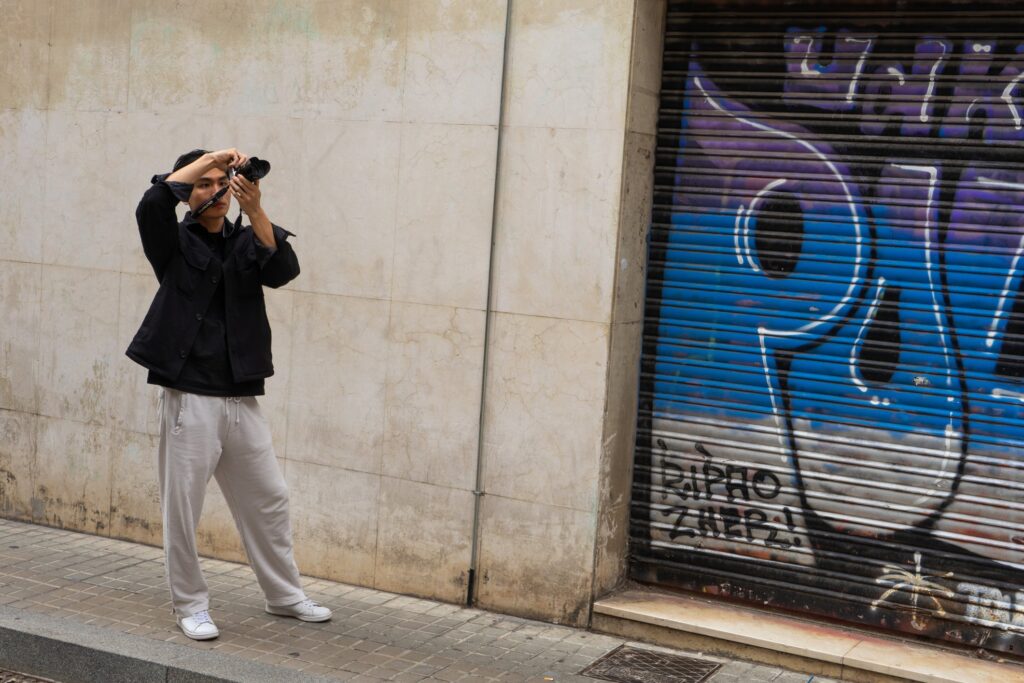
[977,177,1024,349]
[894,165,949,362]
[885,66,907,86]
[757,332,788,460]
[1001,70,1024,131]
[695,76,866,338]
[919,40,949,123]
[991,387,1024,402]
[965,97,982,122]
[695,75,865,462]
[733,205,748,266]
[871,552,955,631]
[979,176,1024,192]
[740,178,789,273]
[843,36,874,103]
[789,33,873,102]
[893,164,960,506]
[850,277,887,392]
[791,35,820,76]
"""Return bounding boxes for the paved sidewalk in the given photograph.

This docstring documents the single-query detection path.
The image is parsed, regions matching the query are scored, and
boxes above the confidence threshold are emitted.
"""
[0,519,842,682]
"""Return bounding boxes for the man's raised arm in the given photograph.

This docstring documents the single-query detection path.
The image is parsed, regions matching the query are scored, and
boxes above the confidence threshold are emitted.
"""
[136,149,248,281]
[167,148,247,184]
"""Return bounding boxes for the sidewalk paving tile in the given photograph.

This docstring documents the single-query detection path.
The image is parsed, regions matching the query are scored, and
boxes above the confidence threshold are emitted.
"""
[0,518,842,682]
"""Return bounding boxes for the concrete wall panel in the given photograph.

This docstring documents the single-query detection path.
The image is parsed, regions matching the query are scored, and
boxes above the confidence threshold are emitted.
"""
[287,292,389,474]
[0,0,653,623]
[491,126,624,323]
[375,477,474,603]
[0,0,52,110]
[392,122,498,311]
[476,495,596,626]
[302,0,408,120]
[0,110,48,264]
[502,0,634,130]
[0,411,36,522]
[382,302,485,490]
[403,1,508,125]
[47,0,132,112]
[33,416,114,534]
[297,119,401,300]
[481,312,609,511]
[37,266,122,426]
[42,112,128,272]
[288,459,380,586]
[0,262,41,414]
[108,429,161,546]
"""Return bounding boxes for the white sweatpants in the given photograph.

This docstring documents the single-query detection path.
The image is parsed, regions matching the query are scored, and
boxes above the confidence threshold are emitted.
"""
[158,388,307,617]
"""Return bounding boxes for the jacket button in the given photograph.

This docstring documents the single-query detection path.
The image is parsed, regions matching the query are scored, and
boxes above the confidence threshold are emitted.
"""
[211,275,219,284]
[178,349,187,358]
[195,313,203,321]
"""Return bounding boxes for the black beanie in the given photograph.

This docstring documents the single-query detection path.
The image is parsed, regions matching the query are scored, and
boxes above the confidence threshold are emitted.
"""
[172,149,209,172]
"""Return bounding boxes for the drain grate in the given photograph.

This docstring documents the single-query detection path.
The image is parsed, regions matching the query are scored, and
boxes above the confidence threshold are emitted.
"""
[581,645,721,683]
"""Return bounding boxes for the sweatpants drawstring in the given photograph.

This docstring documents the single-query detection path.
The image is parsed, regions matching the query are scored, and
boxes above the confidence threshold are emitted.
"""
[225,397,241,425]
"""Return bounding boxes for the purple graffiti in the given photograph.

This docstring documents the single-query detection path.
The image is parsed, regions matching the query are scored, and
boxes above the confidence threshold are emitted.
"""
[783,33,1024,142]
[861,37,952,137]
[785,27,875,110]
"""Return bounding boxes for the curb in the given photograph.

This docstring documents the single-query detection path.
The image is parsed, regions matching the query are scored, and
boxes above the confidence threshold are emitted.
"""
[0,607,334,683]
[593,589,1024,683]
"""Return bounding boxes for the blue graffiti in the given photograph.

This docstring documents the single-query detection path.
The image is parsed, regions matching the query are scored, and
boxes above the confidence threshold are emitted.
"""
[647,46,1024,624]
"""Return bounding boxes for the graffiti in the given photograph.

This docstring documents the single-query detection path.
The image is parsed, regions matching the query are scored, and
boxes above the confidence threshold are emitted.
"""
[958,583,1024,628]
[634,10,1024,656]
[871,553,955,631]
[783,30,1024,144]
[657,439,801,548]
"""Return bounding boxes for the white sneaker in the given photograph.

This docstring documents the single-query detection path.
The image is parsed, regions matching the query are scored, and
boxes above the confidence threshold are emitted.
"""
[176,609,219,640]
[265,598,332,622]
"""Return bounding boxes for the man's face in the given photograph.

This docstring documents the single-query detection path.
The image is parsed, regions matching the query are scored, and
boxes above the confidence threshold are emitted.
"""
[187,168,231,219]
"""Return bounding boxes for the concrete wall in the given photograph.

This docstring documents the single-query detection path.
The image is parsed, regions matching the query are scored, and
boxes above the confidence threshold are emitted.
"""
[0,0,663,626]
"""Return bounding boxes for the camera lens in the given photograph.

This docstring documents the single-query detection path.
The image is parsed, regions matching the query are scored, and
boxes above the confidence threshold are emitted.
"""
[239,157,271,182]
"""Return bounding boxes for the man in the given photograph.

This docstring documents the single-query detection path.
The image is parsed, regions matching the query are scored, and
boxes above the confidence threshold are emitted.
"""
[127,148,330,640]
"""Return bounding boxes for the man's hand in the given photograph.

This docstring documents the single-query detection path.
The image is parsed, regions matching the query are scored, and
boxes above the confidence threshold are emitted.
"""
[230,175,262,215]
[208,148,248,172]
[167,148,248,184]
[232,175,276,250]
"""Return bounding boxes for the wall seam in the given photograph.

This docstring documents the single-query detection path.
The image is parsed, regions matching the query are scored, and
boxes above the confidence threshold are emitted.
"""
[32,0,56,528]
[371,4,412,591]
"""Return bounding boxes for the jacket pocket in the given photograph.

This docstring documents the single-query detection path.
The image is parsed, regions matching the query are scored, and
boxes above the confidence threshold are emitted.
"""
[235,262,262,298]
[173,256,203,299]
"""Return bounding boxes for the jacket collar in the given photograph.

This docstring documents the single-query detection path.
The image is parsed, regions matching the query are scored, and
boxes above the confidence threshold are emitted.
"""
[178,213,226,270]
[179,213,252,269]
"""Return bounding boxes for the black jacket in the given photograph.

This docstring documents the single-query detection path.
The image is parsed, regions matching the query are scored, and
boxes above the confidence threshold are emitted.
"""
[126,176,299,383]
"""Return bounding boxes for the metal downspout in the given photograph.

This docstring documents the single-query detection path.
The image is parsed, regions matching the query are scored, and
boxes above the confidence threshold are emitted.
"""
[466,0,514,606]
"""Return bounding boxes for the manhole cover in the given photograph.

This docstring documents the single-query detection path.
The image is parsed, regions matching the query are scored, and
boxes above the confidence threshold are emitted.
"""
[581,645,721,683]
[0,669,58,683]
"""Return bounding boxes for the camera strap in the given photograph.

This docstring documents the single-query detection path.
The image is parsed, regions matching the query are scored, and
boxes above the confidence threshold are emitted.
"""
[192,185,229,218]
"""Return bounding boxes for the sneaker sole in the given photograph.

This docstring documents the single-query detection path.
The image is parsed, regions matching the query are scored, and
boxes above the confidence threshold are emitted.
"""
[264,607,332,623]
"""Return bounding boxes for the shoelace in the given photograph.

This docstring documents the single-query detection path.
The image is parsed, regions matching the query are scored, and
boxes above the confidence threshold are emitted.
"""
[192,609,213,625]
[295,599,321,612]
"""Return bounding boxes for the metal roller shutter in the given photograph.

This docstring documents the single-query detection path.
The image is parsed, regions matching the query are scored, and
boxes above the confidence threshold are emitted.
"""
[631,0,1024,655]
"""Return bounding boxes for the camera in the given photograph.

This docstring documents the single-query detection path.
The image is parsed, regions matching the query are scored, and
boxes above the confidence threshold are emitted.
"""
[193,157,271,217]
[232,157,271,183]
